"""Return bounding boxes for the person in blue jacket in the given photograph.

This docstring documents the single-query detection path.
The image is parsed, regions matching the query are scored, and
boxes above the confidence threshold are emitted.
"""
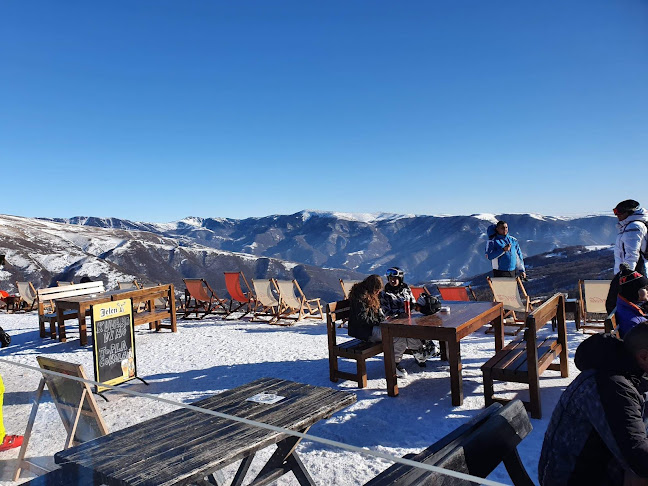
[486,220,527,279]
[615,263,648,339]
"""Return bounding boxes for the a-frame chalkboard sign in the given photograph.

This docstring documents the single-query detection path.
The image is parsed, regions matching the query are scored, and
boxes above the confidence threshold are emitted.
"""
[13,357,109,481]
[91,298,142,395]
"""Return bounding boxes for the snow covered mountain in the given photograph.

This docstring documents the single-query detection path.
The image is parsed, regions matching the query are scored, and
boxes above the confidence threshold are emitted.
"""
[47,210,618,283]
[0,215,363,303]
[0,211,618,303]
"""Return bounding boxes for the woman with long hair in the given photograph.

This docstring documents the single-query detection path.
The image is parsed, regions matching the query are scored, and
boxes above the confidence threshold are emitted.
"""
[348,274,384,343]
[348,274,419,377]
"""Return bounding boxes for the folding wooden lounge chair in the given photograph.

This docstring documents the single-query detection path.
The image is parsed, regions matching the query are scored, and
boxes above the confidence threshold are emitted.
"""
[437,284,477,302]
[117,280,140,290]
[410,285,431,301]
[577,279,612,333]
[339,279,361,299]
[487,277,543,336]
[15,281,37,312]
[182,278,228,319]
[251,279,284,324]
[224,271,256,318]
[273,279,324,321]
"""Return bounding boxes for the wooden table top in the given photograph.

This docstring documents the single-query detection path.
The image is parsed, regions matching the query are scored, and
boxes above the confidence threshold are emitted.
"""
[384,301,502,331]
[54,289,135,305]
[55,378,356,486]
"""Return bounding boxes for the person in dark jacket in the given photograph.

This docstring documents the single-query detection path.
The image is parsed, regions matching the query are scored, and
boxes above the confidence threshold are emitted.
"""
[538,324,648,485]
[380,267,416,316]
[347,274,424,377]
[616,263,648,339]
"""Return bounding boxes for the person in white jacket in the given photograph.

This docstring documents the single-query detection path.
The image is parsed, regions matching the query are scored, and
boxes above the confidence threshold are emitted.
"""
[614,200,648,275]
[606,199,648,313]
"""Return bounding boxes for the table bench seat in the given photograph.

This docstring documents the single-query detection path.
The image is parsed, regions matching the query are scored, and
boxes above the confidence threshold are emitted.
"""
[37,282,105,340]
[482,293,568,419]
[327,300,384,388]
[364,400,534,486]
[484,336,564,382]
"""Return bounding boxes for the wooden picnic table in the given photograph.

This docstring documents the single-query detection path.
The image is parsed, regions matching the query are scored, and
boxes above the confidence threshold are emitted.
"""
[55,377,356,486]
[381,301,504,406]
[55,289,126,346]
[55,286,177,346]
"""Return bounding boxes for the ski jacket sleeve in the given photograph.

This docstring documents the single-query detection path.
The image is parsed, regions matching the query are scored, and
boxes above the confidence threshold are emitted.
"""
[620,222,647,272]
[486,238,507,261]
[594,373,648,477]
[514,238,525,272]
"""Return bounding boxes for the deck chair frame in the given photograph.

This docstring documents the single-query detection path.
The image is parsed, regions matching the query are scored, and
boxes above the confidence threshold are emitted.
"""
[15,281,37,312]
[182,278,228,319]
[251,279,284,324]
[577,279,611,333]
[486,277,542,336]
[273,279,323,322]
[409,285,431,301]
[224,271,257,319]
[339,279,361,299]
[436,284,477,302]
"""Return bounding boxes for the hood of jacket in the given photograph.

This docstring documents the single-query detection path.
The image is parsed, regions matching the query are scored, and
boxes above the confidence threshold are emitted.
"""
[617,207,648,231]
[486,224,497,239]
[575,333,648,392]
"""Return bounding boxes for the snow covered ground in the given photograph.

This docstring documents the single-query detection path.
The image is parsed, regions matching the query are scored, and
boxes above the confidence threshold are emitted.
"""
[0,311,588,485]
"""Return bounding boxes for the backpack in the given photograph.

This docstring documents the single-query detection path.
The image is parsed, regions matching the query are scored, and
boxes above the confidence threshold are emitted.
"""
[416,293,442,316]
[0,326,10,348]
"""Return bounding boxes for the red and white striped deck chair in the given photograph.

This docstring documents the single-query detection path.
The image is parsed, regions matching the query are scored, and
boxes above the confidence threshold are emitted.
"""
[437,285,477,302]
[224,271,256,318]
[182,278,228,319]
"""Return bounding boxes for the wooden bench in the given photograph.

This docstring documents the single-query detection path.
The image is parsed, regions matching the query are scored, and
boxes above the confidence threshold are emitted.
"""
[109,284,177,332]
[37,282,105,339]
[481,293,568,419]
[327,299,383,388]
[364,400,534,486]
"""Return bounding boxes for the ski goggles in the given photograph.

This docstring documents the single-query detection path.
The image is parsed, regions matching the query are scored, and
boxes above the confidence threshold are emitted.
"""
[385,269,402,277]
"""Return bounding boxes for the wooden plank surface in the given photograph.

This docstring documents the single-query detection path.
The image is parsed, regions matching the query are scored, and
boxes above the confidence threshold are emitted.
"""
[56,378,356,486]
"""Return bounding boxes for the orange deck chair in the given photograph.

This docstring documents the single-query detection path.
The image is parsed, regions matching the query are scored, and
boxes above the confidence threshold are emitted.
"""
[410,286,431,301]
[182,278,229,319]
[224,271,257,319]
[437,285,477,302]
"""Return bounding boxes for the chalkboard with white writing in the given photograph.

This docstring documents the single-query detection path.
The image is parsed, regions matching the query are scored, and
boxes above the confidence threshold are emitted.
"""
[91,299,136,393]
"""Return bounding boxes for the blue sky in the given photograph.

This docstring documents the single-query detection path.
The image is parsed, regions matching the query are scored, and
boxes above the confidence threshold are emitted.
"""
[2,1,647,221]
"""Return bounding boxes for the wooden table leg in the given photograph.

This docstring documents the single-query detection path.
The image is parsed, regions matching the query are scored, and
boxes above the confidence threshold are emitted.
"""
[447,339,463,406]
[494,307,504,353]
[79,304,88,346]
[250,430,316,486]
[57,307,67,342]
[381,326,399,397]
[439,341,448,361]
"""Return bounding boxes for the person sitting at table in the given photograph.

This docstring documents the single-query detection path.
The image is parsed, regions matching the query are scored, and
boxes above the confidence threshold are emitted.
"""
[348,275,420,378]
[381,268,437,367]
[348,275,422,377]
